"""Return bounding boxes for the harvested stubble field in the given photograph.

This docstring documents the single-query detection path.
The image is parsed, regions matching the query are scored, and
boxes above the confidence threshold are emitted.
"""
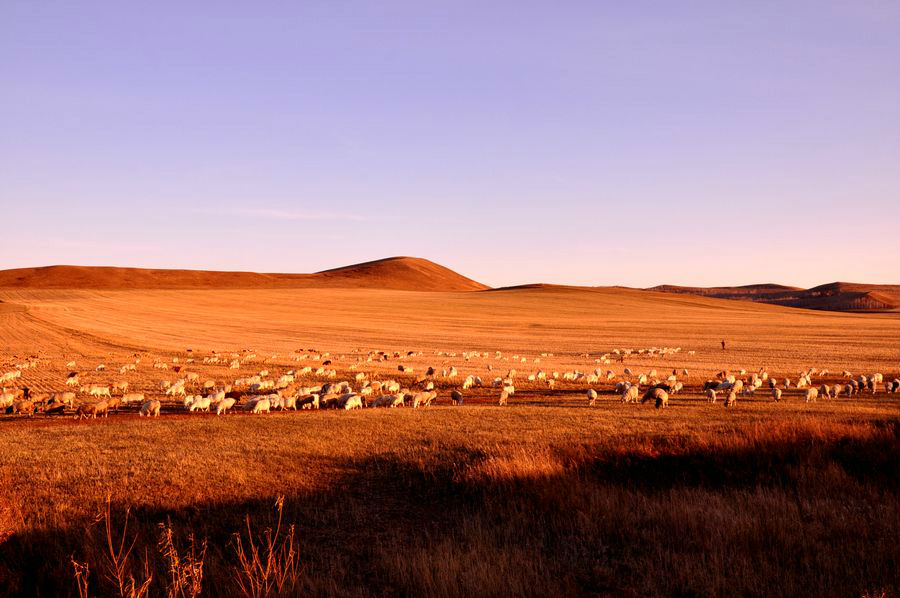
[0,284,899,597]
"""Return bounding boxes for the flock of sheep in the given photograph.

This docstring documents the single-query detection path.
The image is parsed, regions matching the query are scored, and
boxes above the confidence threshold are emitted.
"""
[1,346,897,419]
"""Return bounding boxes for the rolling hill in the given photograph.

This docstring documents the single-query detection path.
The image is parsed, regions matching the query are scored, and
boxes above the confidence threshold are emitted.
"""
[0,257,489,292]
[1,257,896,312]
[648,282,900,312]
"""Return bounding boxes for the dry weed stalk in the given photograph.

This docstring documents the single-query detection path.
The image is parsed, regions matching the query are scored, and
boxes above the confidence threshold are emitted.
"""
[231,495,301,598]
[71,557,91,598]
[158,520,207,598]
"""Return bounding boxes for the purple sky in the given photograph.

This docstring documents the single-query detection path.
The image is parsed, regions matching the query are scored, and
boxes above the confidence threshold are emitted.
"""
[2,1,898,288]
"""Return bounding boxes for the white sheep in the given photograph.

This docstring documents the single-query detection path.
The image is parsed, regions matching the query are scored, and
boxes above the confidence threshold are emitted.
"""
[412,391,436,408]
[725,391,737,408]
[139,399,161,417]
[51,391,77,406]
[189,396,212,412]
[216,398,236,415]
[343,395,363,410]
[84,385,111,399]
[621,385,639,403]
[121,392,144,404]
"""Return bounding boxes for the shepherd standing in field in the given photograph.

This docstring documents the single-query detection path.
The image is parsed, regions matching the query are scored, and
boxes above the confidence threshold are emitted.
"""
[721,339,726,351]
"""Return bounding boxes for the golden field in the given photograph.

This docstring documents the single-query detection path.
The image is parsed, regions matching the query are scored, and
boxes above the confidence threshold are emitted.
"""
[0,284,898,597]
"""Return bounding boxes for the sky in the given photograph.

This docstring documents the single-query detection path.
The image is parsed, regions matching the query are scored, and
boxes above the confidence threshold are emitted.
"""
[1,1,898,288]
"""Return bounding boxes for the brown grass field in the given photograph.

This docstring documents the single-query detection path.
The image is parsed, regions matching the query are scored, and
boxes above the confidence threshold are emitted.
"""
[1,283,899,597]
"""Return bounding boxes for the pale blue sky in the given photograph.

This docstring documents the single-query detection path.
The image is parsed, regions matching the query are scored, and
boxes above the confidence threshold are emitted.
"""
[2,1,898,287]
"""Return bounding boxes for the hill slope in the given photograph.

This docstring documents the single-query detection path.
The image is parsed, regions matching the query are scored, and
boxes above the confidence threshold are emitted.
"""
[0,257,488,292]
[648,282,900,312]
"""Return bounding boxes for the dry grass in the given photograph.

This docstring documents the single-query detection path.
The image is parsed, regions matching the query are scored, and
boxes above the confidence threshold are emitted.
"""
[0,286,898,596]
[0,405,898,596]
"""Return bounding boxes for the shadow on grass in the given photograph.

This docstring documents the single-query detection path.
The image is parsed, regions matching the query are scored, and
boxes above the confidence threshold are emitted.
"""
[0,422,898,597]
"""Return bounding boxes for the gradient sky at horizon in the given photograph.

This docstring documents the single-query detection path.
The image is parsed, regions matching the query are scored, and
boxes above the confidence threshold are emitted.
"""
[2,1,898,288]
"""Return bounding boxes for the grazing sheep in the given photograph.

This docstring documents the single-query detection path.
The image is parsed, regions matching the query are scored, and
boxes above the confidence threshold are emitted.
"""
[0,392,15,410]
[586,389,598,406]
[51,391,76,406]
[189,396,212,412]
[216,398,236,415]
[412,391,436,408]
[655,391,669,409]
[371,394,395,408]
[451,390,463,406]
[641,386,665,401]
[251,398,271,414]
[76,401,108,419]
[84,385,111,399]
[498,391,509,406]
[857,375,868,393]
[706,389,718,403]
[641,388,668,409]
[106,397,121,412]
[165,383,186,397]
[296,394,320,409]
[820,384,831,399]
[43,401,67,415]
[621,385,640,403]
[139,399,161,417]
[725,391,737,408]
[29,392,50,406]
[343,395,363,410]
[10,400,35,416]
[772,388,782,402]
[121,392,144,404]
[112,381,129,395]
[805,387,819,403]
[319,394,341,409]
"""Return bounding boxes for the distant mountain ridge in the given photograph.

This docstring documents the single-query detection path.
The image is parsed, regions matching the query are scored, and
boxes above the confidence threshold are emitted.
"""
[1,259,895,312]
[0,257,489,292]
[647,282,900,312]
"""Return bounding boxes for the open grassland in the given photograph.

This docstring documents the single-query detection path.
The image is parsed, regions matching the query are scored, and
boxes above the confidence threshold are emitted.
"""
[0,286,899,596]
[3,286,900,372]
[1,405,898,597]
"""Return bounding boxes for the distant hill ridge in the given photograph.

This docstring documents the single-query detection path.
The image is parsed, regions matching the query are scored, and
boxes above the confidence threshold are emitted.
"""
[0,257,489,292]
[1,259,895,312]
[647,282,900,312]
